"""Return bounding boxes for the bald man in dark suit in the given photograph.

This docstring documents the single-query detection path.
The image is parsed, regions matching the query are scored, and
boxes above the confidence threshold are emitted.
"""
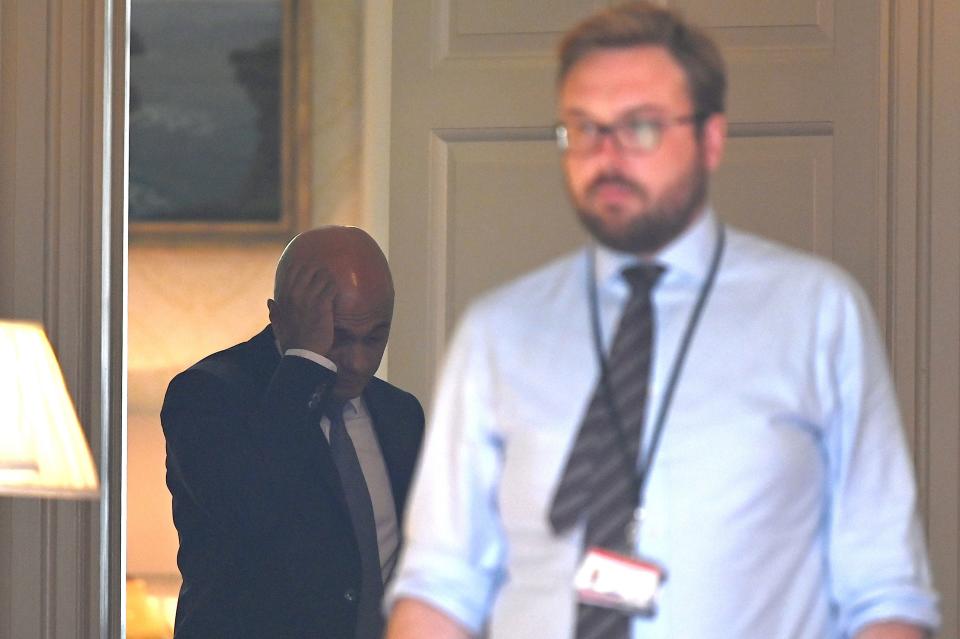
[161,227,424,639]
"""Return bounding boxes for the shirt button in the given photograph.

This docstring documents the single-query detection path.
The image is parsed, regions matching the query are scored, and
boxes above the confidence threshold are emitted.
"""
[343,589,357,603]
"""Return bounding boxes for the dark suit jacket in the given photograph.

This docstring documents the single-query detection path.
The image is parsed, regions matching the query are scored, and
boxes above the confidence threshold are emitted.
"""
[161,325,424,639]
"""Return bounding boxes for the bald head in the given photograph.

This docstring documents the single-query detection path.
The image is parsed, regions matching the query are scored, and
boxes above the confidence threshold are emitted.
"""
[274,226,394,309]
[271,226,395,400]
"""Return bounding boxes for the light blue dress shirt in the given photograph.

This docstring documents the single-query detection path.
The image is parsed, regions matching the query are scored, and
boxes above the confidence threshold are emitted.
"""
[386,209,939,638]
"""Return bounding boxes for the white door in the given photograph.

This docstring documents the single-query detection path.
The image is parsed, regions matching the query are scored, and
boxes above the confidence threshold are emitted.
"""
[388,0,887,404]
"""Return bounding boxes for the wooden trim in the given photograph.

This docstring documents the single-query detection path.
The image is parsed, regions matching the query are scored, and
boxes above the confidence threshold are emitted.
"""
[105,0,127,635]
[927,0,960,632]
[0,0,116,636]
[885,0,926,479]
[887,0,960,634]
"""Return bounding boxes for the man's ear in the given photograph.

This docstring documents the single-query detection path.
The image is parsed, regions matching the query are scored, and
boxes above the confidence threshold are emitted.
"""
[701,112,727,172]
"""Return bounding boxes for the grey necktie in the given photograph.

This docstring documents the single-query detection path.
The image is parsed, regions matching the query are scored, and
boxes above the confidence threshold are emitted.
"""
[327,403,384,639]
[548,264,664,639]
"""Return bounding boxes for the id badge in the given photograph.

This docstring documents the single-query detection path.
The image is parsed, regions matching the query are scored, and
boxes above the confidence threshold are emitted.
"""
[573,547,666,617]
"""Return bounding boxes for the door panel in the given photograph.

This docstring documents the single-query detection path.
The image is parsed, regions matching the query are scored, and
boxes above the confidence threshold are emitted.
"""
[714,134,833,255]
[680,0,829,32]
[442,135,582,333]
[445,0,606,58]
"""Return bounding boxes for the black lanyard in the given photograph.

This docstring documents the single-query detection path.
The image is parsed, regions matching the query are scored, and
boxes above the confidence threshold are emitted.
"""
[586,219,726,529]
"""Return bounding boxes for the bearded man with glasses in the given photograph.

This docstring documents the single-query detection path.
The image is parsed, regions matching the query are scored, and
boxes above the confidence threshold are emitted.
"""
[385,3,939,639]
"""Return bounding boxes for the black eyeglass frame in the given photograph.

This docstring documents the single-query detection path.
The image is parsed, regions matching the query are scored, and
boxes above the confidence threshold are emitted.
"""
[555,112,707,154]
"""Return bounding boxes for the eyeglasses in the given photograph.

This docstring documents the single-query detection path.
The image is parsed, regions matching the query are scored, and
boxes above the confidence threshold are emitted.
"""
[555,113,702,154]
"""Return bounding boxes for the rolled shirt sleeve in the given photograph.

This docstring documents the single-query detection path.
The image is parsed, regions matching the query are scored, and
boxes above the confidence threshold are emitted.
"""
[823,280,940,634]
[385,309,508,634]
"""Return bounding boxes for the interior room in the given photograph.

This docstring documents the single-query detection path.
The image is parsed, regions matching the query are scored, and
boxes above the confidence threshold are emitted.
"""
[1,1,959,637]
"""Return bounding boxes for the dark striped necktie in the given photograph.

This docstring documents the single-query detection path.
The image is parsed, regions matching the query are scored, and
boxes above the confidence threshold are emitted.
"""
[326,403,384,639]
[548,263,664,639]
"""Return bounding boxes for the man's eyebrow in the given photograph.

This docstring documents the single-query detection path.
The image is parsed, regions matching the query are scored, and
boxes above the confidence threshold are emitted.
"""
[333,321,391,336]
[560,105,668,121]
[618,106,670,118]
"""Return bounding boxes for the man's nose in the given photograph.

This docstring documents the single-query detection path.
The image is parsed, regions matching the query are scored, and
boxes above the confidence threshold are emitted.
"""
[339,344,371,372]
[593,131,627,169]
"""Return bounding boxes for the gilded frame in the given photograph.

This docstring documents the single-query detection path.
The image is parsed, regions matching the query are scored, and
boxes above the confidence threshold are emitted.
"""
[129,0,311,239]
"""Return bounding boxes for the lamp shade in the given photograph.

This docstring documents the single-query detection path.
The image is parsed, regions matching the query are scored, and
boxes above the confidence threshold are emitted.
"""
[0,320,99,498]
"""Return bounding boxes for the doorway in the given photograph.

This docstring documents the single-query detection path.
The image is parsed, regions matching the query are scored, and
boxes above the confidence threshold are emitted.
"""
[124,1,365,635]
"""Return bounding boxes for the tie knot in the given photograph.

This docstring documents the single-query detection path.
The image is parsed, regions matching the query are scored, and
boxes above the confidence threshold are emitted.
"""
[622,263,665,295]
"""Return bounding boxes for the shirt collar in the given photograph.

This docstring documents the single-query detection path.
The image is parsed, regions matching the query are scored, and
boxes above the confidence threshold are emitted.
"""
[593,206,719,292]
[320,396,366,424]
[343,396,365,418]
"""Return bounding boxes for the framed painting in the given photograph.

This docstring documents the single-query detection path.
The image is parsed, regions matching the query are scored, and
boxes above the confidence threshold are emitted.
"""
[129,0,311,238]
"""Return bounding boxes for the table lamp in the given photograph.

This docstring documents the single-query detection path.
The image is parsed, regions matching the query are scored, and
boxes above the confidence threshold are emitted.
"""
[0,319,99,498]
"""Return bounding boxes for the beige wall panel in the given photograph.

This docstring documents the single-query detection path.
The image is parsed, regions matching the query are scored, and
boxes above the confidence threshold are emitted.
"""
[127,413,179,575]
[442,137,583,332]
[675,0,828,30]
[441,0,604,59]
[724,51,833,123]
[713,134,833,256]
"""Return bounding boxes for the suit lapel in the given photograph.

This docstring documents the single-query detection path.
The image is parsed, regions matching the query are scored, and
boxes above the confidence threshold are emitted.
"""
[307,406,349,519]
[252,331,418,528]
[252,326,350,519]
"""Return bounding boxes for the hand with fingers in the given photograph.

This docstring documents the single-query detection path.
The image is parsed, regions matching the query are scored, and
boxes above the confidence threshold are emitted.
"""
[268,263,338,357]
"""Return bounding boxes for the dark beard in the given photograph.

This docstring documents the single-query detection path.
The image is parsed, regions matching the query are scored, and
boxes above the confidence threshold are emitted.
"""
[575,152,709,254]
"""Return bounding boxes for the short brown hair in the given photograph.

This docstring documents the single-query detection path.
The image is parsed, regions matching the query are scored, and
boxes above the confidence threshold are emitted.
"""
[558,1,727,116]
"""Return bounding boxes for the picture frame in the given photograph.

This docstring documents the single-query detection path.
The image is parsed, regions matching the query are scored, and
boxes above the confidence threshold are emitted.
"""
[128,0,311,239]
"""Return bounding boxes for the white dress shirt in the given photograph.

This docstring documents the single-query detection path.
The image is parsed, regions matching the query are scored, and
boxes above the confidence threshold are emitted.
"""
[386,208,939,638]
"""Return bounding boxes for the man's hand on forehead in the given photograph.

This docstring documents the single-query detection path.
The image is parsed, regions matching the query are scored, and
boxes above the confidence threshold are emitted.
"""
[270,262,337,356]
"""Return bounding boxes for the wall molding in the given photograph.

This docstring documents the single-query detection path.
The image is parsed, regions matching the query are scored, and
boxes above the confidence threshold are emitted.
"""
[885,0,960,633]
